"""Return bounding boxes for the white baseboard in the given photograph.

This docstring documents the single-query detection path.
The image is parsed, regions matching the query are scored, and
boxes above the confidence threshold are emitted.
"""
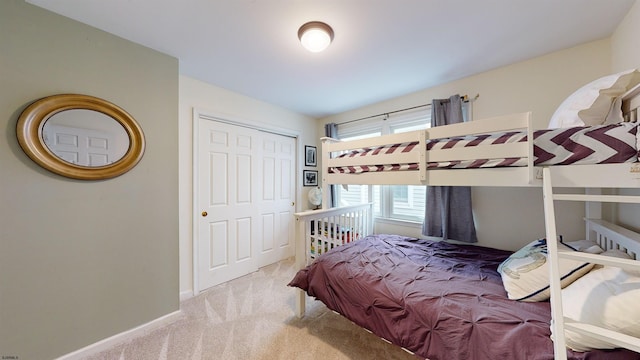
[180,289,194,301]
[56,310,182,360]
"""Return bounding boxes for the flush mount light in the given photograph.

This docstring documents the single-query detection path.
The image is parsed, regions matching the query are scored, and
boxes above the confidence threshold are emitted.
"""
[298,21,334,53]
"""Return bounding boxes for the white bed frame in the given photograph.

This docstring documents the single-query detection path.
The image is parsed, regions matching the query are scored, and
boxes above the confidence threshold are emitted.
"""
[320,85,640,192]
[294,87,640,358]
[293,203,374,317]
[543,169,640,359]
[321,111,540,191]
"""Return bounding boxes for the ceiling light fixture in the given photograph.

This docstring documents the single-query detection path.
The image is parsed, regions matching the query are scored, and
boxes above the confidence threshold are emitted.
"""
[298,21,334,53]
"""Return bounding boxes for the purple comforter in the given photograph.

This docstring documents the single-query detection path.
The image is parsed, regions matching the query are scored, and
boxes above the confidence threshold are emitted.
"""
[289,234,640,360]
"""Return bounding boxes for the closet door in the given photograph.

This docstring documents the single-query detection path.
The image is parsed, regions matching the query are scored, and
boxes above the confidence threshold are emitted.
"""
[258,132,295,267]
[196,118,296,292]
[197,120,260,290]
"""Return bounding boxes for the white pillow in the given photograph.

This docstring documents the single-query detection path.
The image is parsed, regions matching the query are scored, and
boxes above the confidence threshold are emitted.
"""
[561,265,640,351]
[563,239,604,254]
[498,238,594,302]
[548,69,640,128]
[591,250,640,276]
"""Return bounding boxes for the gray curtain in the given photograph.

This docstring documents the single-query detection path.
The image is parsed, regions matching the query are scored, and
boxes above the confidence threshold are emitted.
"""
[421,95,478,243]
[324,123,338,208]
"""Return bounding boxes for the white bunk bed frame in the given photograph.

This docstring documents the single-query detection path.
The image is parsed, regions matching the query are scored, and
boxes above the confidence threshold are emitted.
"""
[294,88,640,358]
[321,111,640,191]
[543,169,640,359]
[294,203,374,317]
[321,111,539,189]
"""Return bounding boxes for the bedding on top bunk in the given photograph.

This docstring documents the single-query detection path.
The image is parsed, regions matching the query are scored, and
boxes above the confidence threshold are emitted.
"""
[288,234,640,360]
[329,122,638,174]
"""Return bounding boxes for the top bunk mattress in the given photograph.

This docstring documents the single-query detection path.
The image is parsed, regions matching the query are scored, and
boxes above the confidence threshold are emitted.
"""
[329,122,639,174]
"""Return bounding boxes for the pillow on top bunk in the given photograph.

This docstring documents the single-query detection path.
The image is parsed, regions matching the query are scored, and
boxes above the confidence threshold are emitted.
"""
[560,263,640,351]
[548,69,640,128]
[497,238,594,302]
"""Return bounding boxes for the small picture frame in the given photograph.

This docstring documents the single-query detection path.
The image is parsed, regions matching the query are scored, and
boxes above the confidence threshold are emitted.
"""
[303,170,318,187]
[305,145,317,167]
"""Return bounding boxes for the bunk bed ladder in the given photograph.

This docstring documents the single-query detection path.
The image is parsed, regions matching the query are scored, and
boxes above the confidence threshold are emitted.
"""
[542,167,640,360]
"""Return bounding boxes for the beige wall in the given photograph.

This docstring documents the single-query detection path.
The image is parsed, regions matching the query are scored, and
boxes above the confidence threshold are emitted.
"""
[320,40,612,251]
[0,2,179,359]
[611,0,640,232]
[178,76,317,296]
[612,0,640,73]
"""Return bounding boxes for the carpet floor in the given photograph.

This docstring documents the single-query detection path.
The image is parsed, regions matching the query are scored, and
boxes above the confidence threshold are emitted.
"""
[85,258,418,360]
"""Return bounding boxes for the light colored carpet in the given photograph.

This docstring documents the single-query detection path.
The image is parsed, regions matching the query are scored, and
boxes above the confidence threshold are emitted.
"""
[85,258,418,360]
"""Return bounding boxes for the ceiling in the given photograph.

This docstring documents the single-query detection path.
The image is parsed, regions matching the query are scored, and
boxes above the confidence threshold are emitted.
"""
[27,0,636,118]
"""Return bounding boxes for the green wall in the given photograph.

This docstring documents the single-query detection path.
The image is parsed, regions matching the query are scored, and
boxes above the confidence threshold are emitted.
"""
[0,1,179,359]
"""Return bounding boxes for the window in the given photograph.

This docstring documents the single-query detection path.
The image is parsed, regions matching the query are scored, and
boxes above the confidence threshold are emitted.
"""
[336,108,430,223]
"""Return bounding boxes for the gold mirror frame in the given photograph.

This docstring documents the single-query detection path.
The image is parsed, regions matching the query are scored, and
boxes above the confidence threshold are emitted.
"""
[17,94,145,180]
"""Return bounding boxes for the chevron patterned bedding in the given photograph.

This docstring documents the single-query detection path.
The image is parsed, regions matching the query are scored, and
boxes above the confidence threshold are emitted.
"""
[329,122,638,174]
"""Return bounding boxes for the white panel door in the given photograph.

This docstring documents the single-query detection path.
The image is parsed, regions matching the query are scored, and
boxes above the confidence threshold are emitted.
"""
[197,120,260,290]
[43,124,117,166]
[196,118,296,292]
[258,132,296,267]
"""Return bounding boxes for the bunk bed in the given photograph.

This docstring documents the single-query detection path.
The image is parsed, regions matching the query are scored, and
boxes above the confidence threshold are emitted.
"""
[289,78,640,359]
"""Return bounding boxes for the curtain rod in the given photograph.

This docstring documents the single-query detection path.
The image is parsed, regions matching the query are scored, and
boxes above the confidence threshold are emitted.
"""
[335,94,479,126]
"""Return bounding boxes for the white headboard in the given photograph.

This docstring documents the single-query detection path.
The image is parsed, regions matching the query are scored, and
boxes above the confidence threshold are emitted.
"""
[587,218,640,260]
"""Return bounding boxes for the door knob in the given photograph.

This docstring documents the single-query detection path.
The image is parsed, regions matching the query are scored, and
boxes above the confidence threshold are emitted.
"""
[202,211,208,217]
[291,202,295,206]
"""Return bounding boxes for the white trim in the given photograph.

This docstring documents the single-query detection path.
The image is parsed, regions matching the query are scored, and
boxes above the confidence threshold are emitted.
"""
[192,107,301,295]
[192,107,200,296]
[55,310,182,360]
[374,216,421,228]
[180,290,194,301]
[195,108,300,139]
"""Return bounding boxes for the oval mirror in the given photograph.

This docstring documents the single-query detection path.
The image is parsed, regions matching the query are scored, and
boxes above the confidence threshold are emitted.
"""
[17,94,145,180]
